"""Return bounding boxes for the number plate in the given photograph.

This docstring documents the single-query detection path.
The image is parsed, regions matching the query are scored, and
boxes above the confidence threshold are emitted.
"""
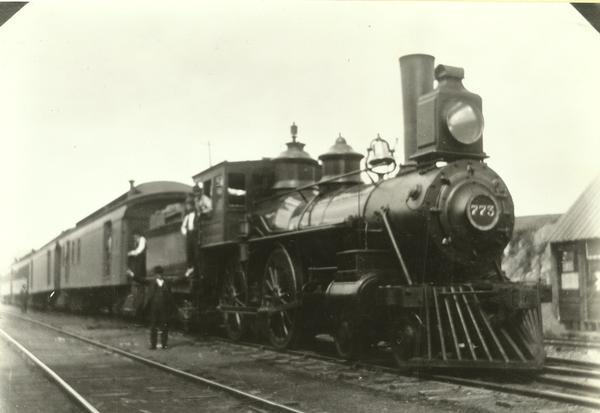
[467,194,499,230]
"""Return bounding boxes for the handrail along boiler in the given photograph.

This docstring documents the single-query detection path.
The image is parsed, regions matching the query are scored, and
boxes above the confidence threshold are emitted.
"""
[209,54,544,370]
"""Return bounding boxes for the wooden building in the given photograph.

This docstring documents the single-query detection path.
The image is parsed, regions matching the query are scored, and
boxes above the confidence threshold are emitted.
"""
[549,174,600,330]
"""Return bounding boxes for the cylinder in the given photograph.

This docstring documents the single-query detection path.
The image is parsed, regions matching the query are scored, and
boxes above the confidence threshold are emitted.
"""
[399,54,435,162]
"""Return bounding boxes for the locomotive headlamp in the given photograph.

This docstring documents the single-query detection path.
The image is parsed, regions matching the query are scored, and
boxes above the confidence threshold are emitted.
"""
[445,100,484,145]
[410,63,486,162]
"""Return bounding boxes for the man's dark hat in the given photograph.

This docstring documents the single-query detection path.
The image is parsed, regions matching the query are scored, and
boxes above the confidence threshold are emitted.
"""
[153,265,164,275]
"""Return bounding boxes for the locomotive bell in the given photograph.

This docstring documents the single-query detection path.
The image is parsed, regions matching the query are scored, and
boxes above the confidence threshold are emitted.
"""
[366,134,395,168]
[411,64,486,163]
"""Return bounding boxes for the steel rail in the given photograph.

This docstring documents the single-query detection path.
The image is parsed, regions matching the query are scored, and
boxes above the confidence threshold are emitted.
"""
[544,338,600,350]
[546,356,600,370]
[428,374,600,409]
[2,313,306,413]
[535,374,600,394]
[0,328,100,413]
[543,364,600,379]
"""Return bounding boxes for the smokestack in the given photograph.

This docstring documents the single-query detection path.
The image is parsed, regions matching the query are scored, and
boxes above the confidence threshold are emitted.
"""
[129,180,135,193]
[399,54,435,162]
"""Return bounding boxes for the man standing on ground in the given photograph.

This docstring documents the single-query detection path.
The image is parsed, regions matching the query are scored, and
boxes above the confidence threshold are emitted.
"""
[128,265,191,349]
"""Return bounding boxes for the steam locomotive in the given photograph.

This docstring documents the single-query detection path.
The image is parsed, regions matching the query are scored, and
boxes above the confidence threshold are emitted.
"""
[4,54,545,370]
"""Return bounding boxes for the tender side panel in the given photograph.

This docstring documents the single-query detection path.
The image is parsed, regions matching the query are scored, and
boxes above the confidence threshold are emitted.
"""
[147,225,186,274]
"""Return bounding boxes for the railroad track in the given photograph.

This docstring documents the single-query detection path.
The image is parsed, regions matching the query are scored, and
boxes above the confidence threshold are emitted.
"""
[208,331,600,409]
[4,310,600,411]
[0,329,87,413]
[538,357,600,398]
[544,337,600,350]
[0,328,99,413]
[546,356,600,371]
[430,368,600,410]
[217,335,600,410]
[0,314,306,413]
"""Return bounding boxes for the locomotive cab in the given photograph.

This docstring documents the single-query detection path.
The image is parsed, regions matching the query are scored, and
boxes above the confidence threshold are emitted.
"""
[191,160,274,245]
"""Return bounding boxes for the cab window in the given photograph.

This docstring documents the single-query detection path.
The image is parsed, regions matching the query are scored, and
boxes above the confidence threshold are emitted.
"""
[228,173,246,207]
[203,179,212,197]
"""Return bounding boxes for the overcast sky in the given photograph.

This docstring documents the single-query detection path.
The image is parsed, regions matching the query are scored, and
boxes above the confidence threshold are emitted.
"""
[0,1,598,270]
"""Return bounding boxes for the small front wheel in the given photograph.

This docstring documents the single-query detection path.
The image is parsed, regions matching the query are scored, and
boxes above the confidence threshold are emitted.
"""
[334,309,365,360]
[390,317,421,368]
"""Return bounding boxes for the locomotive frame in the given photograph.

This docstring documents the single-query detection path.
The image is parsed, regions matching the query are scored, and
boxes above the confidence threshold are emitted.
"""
[187,157,544,369]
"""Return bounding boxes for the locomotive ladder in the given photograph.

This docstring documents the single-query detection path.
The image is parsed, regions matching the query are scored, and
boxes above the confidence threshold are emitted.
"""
[427,285,543,366]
